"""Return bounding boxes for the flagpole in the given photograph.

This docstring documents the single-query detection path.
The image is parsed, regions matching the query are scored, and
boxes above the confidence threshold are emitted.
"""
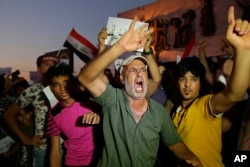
[56,28,75,58]
[56,46,64,58]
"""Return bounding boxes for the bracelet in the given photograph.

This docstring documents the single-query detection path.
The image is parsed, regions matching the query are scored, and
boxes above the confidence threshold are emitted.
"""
[143,49,153,56]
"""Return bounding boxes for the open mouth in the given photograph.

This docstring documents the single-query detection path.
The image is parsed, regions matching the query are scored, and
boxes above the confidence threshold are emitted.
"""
[135,80,143,91]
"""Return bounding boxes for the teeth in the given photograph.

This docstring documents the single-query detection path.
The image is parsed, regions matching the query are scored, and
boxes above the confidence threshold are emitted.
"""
[136,87,142,91]
[135,83,143,91]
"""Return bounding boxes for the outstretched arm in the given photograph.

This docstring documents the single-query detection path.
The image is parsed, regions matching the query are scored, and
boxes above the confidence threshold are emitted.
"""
[97,27,110,84]
[198,39,214,85]
[169,142,203,166]
[221,38,234,56]
[78,17,154,98]
[211,6,250,114]
[3,103,44,146]
[144,34,162,96]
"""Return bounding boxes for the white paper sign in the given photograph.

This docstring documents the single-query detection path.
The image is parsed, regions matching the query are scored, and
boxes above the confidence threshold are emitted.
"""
[176,55,181,64]
[114,59,123,71]
[0,136,15,153]
[105,17,149,52]
[43,86,58,108]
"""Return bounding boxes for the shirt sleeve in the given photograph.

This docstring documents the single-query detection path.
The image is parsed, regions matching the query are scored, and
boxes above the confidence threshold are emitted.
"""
[208,95,223,117]
[46,111,61,136]
[160,107,182,146]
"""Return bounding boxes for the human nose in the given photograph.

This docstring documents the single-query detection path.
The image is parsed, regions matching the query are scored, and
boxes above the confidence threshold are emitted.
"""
[136,70,142,76]
[23,114,29,120]
[136,70,146,78]
[184,79,190,87]
[59,84,66,91]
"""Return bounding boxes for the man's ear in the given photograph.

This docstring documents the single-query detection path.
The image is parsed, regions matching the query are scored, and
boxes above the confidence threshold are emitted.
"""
[120,74,125,84]
[37,66,41,73]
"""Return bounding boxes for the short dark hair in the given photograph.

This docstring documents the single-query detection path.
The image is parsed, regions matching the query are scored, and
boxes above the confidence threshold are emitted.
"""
[12,79,30,91]
[46,63,74,84]
[23,104,34,113]
[46,63,78,98]
[174,56,207,95]
[174,57,205,79]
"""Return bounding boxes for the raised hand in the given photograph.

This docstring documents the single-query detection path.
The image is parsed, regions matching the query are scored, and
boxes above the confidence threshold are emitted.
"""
[198,39,207,50]
[226,6,250,50]
[98,27,108,54]
[117,17,154,52]
[144,34,153,51]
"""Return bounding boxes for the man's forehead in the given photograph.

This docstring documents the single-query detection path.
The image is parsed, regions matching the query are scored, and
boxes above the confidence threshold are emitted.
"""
[126,59,147,66]
[52,75,69,80]
[182,71,199,78]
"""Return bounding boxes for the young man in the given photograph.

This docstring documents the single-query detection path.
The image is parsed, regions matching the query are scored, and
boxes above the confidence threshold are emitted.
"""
[169,6,250,167]
[16,104,34,167]
[0,77,30,167]
[46,63,102,167]
[3,54,60,167]
[78,17,202,167]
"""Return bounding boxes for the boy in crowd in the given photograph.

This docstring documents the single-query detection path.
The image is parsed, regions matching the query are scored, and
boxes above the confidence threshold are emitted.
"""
[4,54,60,167]
[46,63,102,167]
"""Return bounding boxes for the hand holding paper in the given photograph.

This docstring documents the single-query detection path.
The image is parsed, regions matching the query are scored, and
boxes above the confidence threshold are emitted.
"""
[105,17,151,52]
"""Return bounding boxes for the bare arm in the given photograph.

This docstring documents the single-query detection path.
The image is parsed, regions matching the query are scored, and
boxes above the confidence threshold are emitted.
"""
[78,42,126,98]
[144,34,161,96]
[50,136,61,167]
[169,142,202,166]
[221,38,234,56]
[4,103,33,144]
[78,18,154,98]
[97,27,109,84]
[3,103,43,146]
[198,39,214,85]
[79,27,109,92]
[211,6,250,114]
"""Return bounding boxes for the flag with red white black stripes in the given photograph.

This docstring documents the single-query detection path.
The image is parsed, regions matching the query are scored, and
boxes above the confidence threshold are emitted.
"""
[63,28,98,63]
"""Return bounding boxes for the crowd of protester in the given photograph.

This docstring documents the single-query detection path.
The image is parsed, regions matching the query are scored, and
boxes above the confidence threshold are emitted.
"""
[0,5,250,167]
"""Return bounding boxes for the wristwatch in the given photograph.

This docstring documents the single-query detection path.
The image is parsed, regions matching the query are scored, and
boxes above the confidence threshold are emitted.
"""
[143,49,153,56]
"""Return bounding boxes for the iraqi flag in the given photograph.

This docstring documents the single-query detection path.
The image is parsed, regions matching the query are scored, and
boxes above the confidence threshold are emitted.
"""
[63,28,98,63]
[182,33,195,60]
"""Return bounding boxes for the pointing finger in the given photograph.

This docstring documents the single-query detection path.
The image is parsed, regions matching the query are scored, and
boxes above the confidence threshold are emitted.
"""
[226,6,235,40]
[228,6,235,25]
